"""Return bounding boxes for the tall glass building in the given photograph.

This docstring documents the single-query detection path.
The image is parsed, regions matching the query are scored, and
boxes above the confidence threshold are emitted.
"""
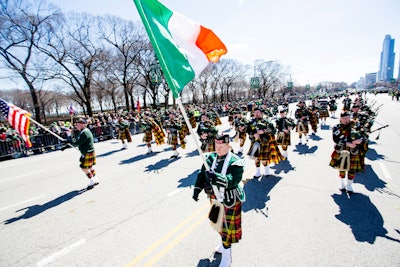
[378,34,395,82]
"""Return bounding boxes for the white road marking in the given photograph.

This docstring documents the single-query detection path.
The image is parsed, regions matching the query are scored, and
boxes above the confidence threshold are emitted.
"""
[378,159,392,180]
[37,239,87,267]
[166,188,182,197]
[0,194,46,212]
[0,170,46,182]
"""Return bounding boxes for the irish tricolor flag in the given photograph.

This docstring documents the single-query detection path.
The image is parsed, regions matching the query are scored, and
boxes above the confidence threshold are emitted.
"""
[133,0,227,98]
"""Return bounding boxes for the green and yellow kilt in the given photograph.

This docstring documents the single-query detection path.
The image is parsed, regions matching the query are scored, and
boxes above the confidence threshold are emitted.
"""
[296,122,309,134]
[215,116,222,125]
[221,200,242,245]
[276,131,291,146]
[80,151,96,169]
[167,133,179,146]
[189,116,197,128]
[257,136,284,164]
[319,110,329,118]
[329,150,363,173]
[118,130,127,140]
[142,131,153,143]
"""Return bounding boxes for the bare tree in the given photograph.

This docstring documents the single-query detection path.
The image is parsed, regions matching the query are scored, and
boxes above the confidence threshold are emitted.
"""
[37,12,106,117]
[0,0,60,123]
[99,16,148,111]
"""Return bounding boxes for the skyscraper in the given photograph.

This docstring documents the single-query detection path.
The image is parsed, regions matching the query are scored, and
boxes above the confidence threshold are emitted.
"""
[378,35,395,82]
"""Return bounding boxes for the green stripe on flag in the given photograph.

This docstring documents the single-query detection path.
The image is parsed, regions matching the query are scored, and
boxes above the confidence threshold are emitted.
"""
[133,0,195,98]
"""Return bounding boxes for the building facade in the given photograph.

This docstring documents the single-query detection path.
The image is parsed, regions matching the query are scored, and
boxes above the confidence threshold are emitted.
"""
[378,34,395,82]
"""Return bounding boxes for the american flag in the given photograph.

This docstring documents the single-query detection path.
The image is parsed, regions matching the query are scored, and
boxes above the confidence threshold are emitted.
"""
[0,98,32,148]
[68,103,76,115]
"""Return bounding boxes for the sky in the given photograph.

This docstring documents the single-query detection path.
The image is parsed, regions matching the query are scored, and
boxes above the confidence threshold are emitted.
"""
[44,0,400,85]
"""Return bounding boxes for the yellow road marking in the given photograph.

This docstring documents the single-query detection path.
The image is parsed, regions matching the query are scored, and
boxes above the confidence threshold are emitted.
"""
[125,203,209,267]
[143,213,208,267]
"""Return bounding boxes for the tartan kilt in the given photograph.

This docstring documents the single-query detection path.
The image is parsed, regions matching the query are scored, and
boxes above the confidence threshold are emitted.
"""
[296,123,309,134]
[215,117,222,125]
[189,116,197,128]
[201,141,215,152]
[80,151,96,169]
[238,131,247,141]
[167,133,179,146]
[329,150,363,173]
[142,131,153,143]
[228,115,234,122]
[118,130,127,140]
[319,110,329,118]
[276,131,291,146]
[257,137,284,164]
[309,115,319,124]
[221,200,242,244]
[329,104,337,111]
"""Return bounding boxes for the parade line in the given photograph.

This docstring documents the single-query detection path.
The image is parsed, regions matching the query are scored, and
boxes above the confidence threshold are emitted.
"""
[124,203,209,267]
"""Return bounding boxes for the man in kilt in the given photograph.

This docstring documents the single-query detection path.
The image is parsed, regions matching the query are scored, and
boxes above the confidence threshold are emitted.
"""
[308,99,320,134]
[140,111,165,154]
[193,134,245,267]
[275,108,295,159]
[70,118,99,190]
[294,100,310,144]
[163,111,184,158]
[197,113,218,152]
[116,117,131,150]
[329,112,364,193]
[233,110,248,154]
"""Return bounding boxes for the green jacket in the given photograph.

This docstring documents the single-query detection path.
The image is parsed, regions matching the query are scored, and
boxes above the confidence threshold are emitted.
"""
[72,128,94,154]
[195,152,245,207]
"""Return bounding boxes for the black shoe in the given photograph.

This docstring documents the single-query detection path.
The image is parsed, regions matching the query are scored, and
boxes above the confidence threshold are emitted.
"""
[87,184,94,190]
[94,182,99,186]
[253,174,262,179]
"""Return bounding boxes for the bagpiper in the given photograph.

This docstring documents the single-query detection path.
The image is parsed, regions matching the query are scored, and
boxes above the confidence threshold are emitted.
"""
[139,111,165,154]
[294,100,310,144]
[163,111,184,158]
[197,112,218,152]
[116,117,132,150]
[308,99,320,134]
[329,111,364,193]
[275,108,295,159]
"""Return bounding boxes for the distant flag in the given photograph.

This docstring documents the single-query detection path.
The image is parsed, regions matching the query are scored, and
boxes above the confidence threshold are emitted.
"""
[0,98,32,148]
[68,103,77,115]
[133,0,227,98]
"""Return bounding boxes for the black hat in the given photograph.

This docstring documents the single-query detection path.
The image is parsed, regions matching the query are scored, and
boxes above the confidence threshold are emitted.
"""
[340,111,350,117]
[352,104,360,108]
[215,133,230,144]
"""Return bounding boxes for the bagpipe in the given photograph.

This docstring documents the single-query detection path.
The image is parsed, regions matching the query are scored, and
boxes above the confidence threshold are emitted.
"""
[370,124,389,140]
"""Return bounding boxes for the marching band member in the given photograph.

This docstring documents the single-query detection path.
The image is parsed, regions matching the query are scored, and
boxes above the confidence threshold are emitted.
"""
[70,118,99,190]
[318,99,330,126]
[329,112,364,193]
[163,111,183,158]
[294,100,310,144]
[197,113,218,152]
[140,111,165,154]
[275,108,295,159]
[308,99,320,134]
[233,110,249,154]
[328,96,338,118]
[192,134,245,267]
[116,117,131,150]
[247,108,283,178]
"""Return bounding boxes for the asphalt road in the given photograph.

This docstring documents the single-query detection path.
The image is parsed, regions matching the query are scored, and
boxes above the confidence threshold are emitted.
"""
[0,92,399,267]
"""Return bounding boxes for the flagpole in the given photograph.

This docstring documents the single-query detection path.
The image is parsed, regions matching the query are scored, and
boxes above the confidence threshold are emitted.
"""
[175,97,211,171]
[28,117,75,149]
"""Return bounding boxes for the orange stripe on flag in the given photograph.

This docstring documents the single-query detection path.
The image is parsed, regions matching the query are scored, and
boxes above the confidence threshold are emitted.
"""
[196,26,227,63]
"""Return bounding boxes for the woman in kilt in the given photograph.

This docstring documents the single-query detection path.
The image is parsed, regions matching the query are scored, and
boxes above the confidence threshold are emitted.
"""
[70,118,99,190]
[193,134,245,267]
[329,112,364,194]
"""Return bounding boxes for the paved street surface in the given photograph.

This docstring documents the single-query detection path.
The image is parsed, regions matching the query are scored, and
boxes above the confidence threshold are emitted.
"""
[1,93,399,267]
